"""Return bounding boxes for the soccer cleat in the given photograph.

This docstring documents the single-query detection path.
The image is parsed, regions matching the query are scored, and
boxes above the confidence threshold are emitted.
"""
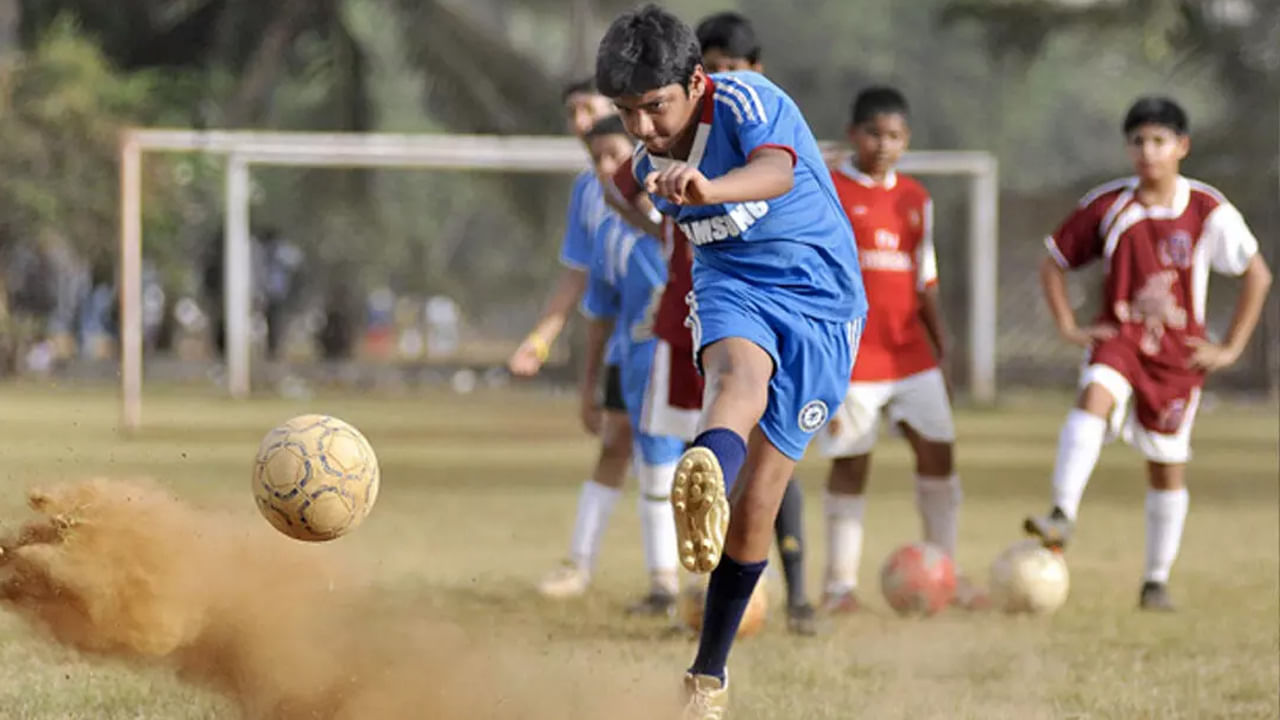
[1023,506,1074,549]
[821,590,862,615]
[1139,581,1176,612]
[681,673,729,720]
[785,602,820,636]
[626,591,678,618]
[952,575,992,611]
[536,561,590,599]
[671,447,730,574]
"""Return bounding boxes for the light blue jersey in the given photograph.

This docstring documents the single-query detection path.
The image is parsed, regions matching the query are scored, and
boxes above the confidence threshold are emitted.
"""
[582,214,685,465]
[630,71,867,323]
[558,169,610,271]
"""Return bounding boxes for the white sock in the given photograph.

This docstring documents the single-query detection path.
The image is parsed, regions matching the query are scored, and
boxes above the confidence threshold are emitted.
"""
[1144,488,1189,584]
[1052,409,1107,520]
[637,461,679,590]
[824,492,866,596]
[568,480,622,570]
[916,474,961,558]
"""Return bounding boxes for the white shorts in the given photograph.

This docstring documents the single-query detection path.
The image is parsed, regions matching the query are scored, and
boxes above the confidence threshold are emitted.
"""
[640,339,700,442]
[818,367,955,459]
[1080,363,1201,464]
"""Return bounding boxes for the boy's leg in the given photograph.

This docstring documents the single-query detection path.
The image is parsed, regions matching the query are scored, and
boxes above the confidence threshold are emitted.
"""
[773,477,817,634]
[1025,367,1123,548]
[1141,461,1187,611]
[672,337,771,574]
[1131,389,1198,611]
[823,455,869,612]
[538,409,632,598]
[689,427,794,681]
[815,380,880,612]
[629,434,684,615]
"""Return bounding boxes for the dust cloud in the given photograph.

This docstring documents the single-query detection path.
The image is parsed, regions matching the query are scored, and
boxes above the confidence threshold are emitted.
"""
[0,478,670,719]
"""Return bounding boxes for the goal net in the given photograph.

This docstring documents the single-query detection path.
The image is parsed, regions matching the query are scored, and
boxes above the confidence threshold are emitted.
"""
[117,129,997,431]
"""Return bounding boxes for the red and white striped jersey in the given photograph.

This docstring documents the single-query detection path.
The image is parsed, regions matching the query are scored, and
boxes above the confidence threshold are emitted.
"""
[1047,175,1259,371]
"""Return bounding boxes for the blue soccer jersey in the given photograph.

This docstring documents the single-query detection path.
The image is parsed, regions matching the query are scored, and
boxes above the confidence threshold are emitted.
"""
[582,214,684,465]
[558,169,610,271]
[630,71,867,323]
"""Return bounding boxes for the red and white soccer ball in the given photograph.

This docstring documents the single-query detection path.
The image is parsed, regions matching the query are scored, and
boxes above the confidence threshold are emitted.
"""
[879,542,957,616]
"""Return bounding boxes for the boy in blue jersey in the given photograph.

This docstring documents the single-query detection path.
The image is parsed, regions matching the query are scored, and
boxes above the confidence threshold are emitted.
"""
[596,5,866,715]
[511,79,643,605]
[580,116,687,611]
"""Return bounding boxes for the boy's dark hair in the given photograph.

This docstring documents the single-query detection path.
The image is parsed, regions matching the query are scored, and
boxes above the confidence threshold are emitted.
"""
[851,86,909,126]
[584,114,628,140]
[561,76,597,102]
[695,12,761,63]
[1123,96,1188,135]
[595,4,703,98]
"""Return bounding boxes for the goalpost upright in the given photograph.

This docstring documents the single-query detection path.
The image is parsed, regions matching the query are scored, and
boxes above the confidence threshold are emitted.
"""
[117,129,996,432]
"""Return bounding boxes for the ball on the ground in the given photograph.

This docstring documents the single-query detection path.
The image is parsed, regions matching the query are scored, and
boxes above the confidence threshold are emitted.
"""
[252,414,380,542]
[989,539,1070,614]
[678,576,769,637]
[879,542,956,615]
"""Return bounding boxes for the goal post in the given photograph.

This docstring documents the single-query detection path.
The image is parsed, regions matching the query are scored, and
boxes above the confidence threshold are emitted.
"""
[117,129,997,431]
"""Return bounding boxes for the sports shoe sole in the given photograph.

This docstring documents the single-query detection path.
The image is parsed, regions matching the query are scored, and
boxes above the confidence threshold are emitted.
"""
[671,447,729,574]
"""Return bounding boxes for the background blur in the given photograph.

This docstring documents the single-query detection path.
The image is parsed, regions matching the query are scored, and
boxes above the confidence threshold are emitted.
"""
[0,0,1275,398]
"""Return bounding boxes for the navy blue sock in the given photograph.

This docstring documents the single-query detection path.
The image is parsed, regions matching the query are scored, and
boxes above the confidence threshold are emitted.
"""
[689,554,767,681]
[774,477,808,609]
[692,428,747,496]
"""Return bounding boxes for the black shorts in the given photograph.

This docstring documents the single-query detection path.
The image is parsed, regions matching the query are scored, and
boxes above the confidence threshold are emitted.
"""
[600,364,626,412]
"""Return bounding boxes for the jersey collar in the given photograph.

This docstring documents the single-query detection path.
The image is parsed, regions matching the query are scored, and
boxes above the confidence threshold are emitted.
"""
[650,76,715,173]
[837,156,897,189]
[1140,176,1190,219]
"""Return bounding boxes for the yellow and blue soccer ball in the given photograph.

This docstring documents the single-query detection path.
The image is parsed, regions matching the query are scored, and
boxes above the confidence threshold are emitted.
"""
[252,414,380,542]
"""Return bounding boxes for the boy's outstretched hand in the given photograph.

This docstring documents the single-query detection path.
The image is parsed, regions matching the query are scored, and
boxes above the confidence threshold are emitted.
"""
[645,163,715,205]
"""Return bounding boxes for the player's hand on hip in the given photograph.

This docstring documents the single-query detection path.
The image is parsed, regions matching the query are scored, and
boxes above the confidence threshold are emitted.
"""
[1185,337,1238,372]
[645,164,714,205]
[1060,323,1116,348]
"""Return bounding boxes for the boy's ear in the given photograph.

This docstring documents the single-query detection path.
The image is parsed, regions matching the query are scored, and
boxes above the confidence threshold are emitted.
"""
[688,65,708,99]
[1176,133,1191,159]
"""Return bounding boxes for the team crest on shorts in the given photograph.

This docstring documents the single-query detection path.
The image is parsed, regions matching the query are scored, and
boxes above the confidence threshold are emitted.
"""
[798,400,829,433]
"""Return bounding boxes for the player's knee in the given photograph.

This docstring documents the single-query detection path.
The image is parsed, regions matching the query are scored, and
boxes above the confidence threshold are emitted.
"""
[1076,383,1116,419]
[827,457,868,495]
[599,412,632,457]
[914,442,953,477]
[1146,461,1185,490]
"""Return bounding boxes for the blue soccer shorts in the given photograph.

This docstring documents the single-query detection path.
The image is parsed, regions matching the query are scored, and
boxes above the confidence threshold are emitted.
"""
[687,268,863,461]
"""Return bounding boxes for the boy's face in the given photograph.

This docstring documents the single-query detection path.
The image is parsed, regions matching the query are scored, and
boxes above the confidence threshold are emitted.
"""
[1126,124,1189,184]
[849,112,910,177]
[701,48,761,74]
[565,91,616,138]
[611,67,709,155]
[587,133,635,181]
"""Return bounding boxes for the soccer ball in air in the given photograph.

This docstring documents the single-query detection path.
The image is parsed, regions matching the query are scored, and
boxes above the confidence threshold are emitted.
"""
[879,542,956,616]
[989,539,1070,614]
[252,414,380,542]
[679,576,769,638]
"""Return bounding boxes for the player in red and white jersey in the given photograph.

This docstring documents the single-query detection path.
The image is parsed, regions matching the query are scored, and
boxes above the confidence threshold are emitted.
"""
[817,86,983,611]
[1024,97,1272,610]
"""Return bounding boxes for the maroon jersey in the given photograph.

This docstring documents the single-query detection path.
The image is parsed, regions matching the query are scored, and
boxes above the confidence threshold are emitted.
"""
[1047,175,1258,431]
[613,158,704,410]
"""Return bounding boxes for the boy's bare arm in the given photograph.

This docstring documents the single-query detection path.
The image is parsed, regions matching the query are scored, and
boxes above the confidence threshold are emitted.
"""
[1040,255,1116,348]
[644,148,794,206]
[578,317,613,434]
[509,268,587,376]
[1188,254,1272,371]
[917,285,948,362]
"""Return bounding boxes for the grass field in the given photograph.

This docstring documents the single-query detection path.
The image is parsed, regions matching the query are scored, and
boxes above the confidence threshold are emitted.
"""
[0,382,1275,719]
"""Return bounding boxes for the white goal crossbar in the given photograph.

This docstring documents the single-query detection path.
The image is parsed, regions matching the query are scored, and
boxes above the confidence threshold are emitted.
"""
[118,128,997,431]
